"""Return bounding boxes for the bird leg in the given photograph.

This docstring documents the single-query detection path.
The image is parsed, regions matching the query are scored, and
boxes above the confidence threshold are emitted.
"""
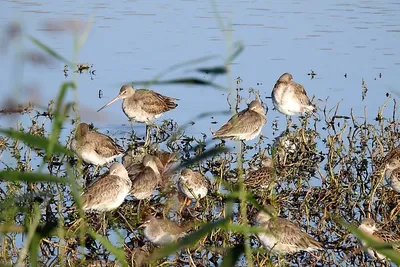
[285,116,293,131]
[136,200,142,221]
[144,124,151,147]
[101,212,107,236]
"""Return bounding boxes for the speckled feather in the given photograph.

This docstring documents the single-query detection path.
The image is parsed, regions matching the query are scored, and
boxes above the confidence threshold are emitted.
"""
[385,164,400,192]
[143,216,187,245]
[129,156,162,199]
[272,73,315,115]
[358,218,400,260]
[71,123,124,165]
[123,89,178,122]
[245,167,273,189]
[81,164,131,212]
[213,100,266,140]
[256,211,322,254]
[130,167,161,199]
[178,169,209,199]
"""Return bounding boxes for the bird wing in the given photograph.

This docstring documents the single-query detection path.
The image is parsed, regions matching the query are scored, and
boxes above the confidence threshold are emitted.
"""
[214,110,265,137]
[375,229,400,251]
[81,175,126,208]
[245,167,273,187]
[265,218,322,250]
[162,220,185,235]
[130,167,161,195]
[88,132,124,158]
[125,162,145,178]
[134,89,178,115]
[292,82,313,106]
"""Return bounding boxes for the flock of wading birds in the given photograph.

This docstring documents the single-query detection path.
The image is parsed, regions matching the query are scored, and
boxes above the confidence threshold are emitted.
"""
[68,72,400,261]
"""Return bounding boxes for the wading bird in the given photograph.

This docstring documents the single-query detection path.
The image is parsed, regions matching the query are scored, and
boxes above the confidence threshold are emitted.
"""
[271,73,315,116]
[97,85,178,146]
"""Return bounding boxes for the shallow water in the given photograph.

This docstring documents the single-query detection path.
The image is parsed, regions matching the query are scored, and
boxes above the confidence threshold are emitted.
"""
[1,1,400,266]
[0,0,399,137]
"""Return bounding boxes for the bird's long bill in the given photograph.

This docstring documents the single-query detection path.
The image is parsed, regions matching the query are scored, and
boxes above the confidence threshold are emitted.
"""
[97,94,122,112]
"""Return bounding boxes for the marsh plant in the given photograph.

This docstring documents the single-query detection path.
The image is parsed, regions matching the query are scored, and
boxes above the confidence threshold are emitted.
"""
[1,20,400,267]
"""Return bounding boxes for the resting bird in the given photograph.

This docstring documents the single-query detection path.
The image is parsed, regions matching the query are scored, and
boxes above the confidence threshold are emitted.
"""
[129,155,162,200]
[80,163,131,212]
[178,169,209,204]
[140,215,187,245]
[213,99,266,141]
[70,122,124,166]
[358,218,400,261]
[97,85,178,146]
[245,157,275,190]
[255,206,323,254]
[271,73,315,116]
[384,158,400,193]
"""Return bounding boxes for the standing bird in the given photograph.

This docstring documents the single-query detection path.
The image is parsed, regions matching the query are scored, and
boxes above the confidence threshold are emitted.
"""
[271,73,315,116]
[97,85,178,146]
[213,99,266,141]
[384,158,400,192]
[129,155,162,200]
[358,218,400,261]
[140,215,187,246]
[70,122,124,166]
[80,163,131,212]
[245,157,275,190]
[178,169,209,205]
[255,207,323,254]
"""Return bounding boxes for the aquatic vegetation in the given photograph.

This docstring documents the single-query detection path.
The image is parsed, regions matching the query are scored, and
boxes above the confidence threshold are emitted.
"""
[1,18,400,267]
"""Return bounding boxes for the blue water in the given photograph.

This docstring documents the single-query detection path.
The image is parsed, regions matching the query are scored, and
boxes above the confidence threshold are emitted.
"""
[1,1,400,265]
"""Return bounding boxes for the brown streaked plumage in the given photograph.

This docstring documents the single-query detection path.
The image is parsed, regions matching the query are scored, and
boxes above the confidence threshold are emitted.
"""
[97,85,178,123]
[255,206,323,254]
[129,155,161,199]
[80,163,131,212]
[213,99,266,141]
[384,158,400,192]
[358,218,400,260]
[141,215,187,245]
[245,157,274,189]
[178,169,209,200]
[271,73,315,116]
[97,85,178,146]
[370,145,400,185]
[70,122,124,166]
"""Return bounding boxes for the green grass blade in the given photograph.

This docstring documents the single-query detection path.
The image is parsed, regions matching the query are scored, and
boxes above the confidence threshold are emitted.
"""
[196,66,227,75]
[152,54,219,82]
[220,244,245,267]
[171,146,229,172]
[226,41,244,64]
[87,228,128,267]
[132,78,228,91]
[0,128,74,156]
[150,218,229,261]
[0,171,67,183]
[28,35,73,65]
[46,82,76,160]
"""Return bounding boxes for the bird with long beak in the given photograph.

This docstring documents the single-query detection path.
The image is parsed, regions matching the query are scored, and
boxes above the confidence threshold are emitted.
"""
[97,84,178,147]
